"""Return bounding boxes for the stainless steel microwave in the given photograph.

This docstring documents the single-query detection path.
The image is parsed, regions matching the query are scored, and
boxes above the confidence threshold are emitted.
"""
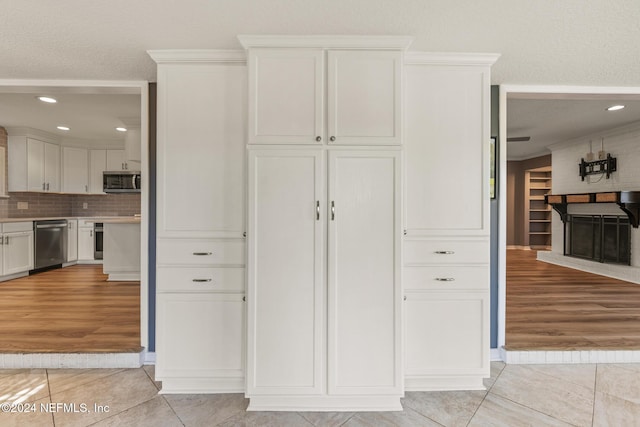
[103,171,141,193]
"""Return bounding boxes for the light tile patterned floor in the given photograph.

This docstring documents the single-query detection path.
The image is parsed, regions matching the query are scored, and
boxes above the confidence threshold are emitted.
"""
[1,362,639,426]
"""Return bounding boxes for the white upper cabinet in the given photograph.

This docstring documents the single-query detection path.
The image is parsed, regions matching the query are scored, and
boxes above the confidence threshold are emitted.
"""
[62,146,89,193]
[404,55,497,235]
[155,60,246,238]
[327,51,402,145]
[248,49,324,144]
[244,39,407,146]
[11,137,61,192]
[106,149,125,171]
[89,149,107,194]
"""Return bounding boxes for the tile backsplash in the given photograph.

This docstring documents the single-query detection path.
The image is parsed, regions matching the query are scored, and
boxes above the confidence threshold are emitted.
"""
[1,192,141,218]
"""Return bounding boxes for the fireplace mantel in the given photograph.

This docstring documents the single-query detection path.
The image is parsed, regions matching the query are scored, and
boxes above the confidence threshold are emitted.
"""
[545,191,640,228]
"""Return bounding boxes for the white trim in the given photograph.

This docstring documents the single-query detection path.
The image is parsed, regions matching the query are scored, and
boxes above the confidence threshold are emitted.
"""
[547,119,640,152]
[490,348,503,361]
[143,351,156,365]
[147,50,246,64]
[237,35,414,50]
[246,395,403,412]
[404,52,500,66]
[0,78,149,354]
[498,84,640,352]
[404,376,486,391]
[0,352,144,369]
[503,349,640,364]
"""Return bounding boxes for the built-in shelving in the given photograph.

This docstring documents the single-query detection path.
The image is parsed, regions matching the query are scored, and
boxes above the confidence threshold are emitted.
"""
[525,167,552,250]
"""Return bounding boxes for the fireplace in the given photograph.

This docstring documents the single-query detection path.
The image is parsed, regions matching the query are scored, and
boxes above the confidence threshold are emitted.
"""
[565,215,631,265]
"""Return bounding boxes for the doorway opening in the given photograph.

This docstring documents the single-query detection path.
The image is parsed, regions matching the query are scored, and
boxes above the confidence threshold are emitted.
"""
[499,86,640,353]
[0,81,149,362]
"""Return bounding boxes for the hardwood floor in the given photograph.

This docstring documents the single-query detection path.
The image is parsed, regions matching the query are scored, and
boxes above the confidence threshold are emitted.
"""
[0,265,140,353]
[506,249,640,350]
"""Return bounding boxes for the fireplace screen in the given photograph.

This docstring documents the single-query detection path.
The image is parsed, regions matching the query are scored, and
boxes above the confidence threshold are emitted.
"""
[565,215,630,265]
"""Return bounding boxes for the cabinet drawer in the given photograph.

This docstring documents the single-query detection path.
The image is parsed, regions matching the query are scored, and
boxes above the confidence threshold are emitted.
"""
[157,267,245,292]
[403,265,489,290]
[2,222,33,233]
[404,239,489,265]
[157,239,245,266]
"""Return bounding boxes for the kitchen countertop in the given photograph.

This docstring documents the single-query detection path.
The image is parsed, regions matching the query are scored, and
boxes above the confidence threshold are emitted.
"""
[0,216,141,223]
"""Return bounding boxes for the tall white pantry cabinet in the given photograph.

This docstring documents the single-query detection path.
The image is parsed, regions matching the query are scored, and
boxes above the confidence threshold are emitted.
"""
[149,41,498,408]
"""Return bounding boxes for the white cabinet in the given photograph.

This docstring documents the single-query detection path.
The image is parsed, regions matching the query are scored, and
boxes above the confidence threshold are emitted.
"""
[62,147,89,193]
[156,293,245,392]
[405,291,489,388]
[247,148,402,409]
[77,220,95,262]
[124,127,142,163]
[106,149,126,171]
[29,138,60,192]
[8,137,60,192]
[0,222,34,280]
[0,147,6,197]
[247,48,402,145]
[149,50,247,393]
[89,149,107,193]
[402,53,498,391]
[66,219,78,263]
[155,59,246,239]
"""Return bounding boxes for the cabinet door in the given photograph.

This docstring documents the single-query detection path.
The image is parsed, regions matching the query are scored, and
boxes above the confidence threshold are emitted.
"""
[327,51,402,145]
[62,147,89,193]
[404,64,490,235]
[247,149,324,395]
[106,150,125,171]
[67,220,78,262]
[327,150,402,395]
[89,150,107,193]
[44,142,60,192]
[156,293,245,385]
[3,231,34,275]
[405,291,489,378]
[27,138,45,191]
[157,63,246,238]
[248,49,324,144]
[77,227,94,261]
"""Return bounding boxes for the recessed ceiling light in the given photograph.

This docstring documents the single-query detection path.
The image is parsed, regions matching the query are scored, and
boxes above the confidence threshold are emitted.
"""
[116,127,127,132]
[606,105,625,111]
[37,96,57,103]
[57,126,70,131]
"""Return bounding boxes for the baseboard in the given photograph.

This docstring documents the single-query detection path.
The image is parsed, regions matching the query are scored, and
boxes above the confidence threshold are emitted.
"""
[0,351,144,369]
[143,351,156,365]
[503,348,640,364]
[0,271,29,282]
[490,348,503,361]
[507,245,530,250]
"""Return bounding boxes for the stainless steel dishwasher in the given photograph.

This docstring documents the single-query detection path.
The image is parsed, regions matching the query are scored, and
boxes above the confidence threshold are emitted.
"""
[34,220,68,270]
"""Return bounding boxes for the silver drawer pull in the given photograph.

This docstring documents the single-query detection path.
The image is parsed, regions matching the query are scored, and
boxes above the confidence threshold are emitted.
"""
[192,252,212,256]
[434,251,455,255]
[435,278,456,282]
[192,278,212,283]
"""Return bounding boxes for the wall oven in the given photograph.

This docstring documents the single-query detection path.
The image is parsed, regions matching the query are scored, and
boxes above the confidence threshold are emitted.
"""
[94,222,104,260]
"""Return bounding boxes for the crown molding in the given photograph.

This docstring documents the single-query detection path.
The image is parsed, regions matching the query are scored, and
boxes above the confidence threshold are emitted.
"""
[147,50,246,64]
[404,52,501,66]
[237,35,414,50]
[5,126,60,142]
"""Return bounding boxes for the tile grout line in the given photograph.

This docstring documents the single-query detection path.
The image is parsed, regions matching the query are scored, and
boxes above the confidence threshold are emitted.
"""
[45,369,55,427]
[464,363,506,426]
[591,364,598,427]
[159,395,187,427]
[490,389,582,426]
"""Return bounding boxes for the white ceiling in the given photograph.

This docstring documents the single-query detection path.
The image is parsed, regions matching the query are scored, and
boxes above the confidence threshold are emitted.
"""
[0,91,140,143]
[507,95,640,160]
[2,1,640,150]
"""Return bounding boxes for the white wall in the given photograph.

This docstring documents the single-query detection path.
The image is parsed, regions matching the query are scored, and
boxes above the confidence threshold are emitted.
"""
[543,120,640,280]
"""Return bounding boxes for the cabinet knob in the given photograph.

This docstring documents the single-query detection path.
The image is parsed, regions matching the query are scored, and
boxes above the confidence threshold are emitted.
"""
[330,136,336,142]
[316,136,322,142]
